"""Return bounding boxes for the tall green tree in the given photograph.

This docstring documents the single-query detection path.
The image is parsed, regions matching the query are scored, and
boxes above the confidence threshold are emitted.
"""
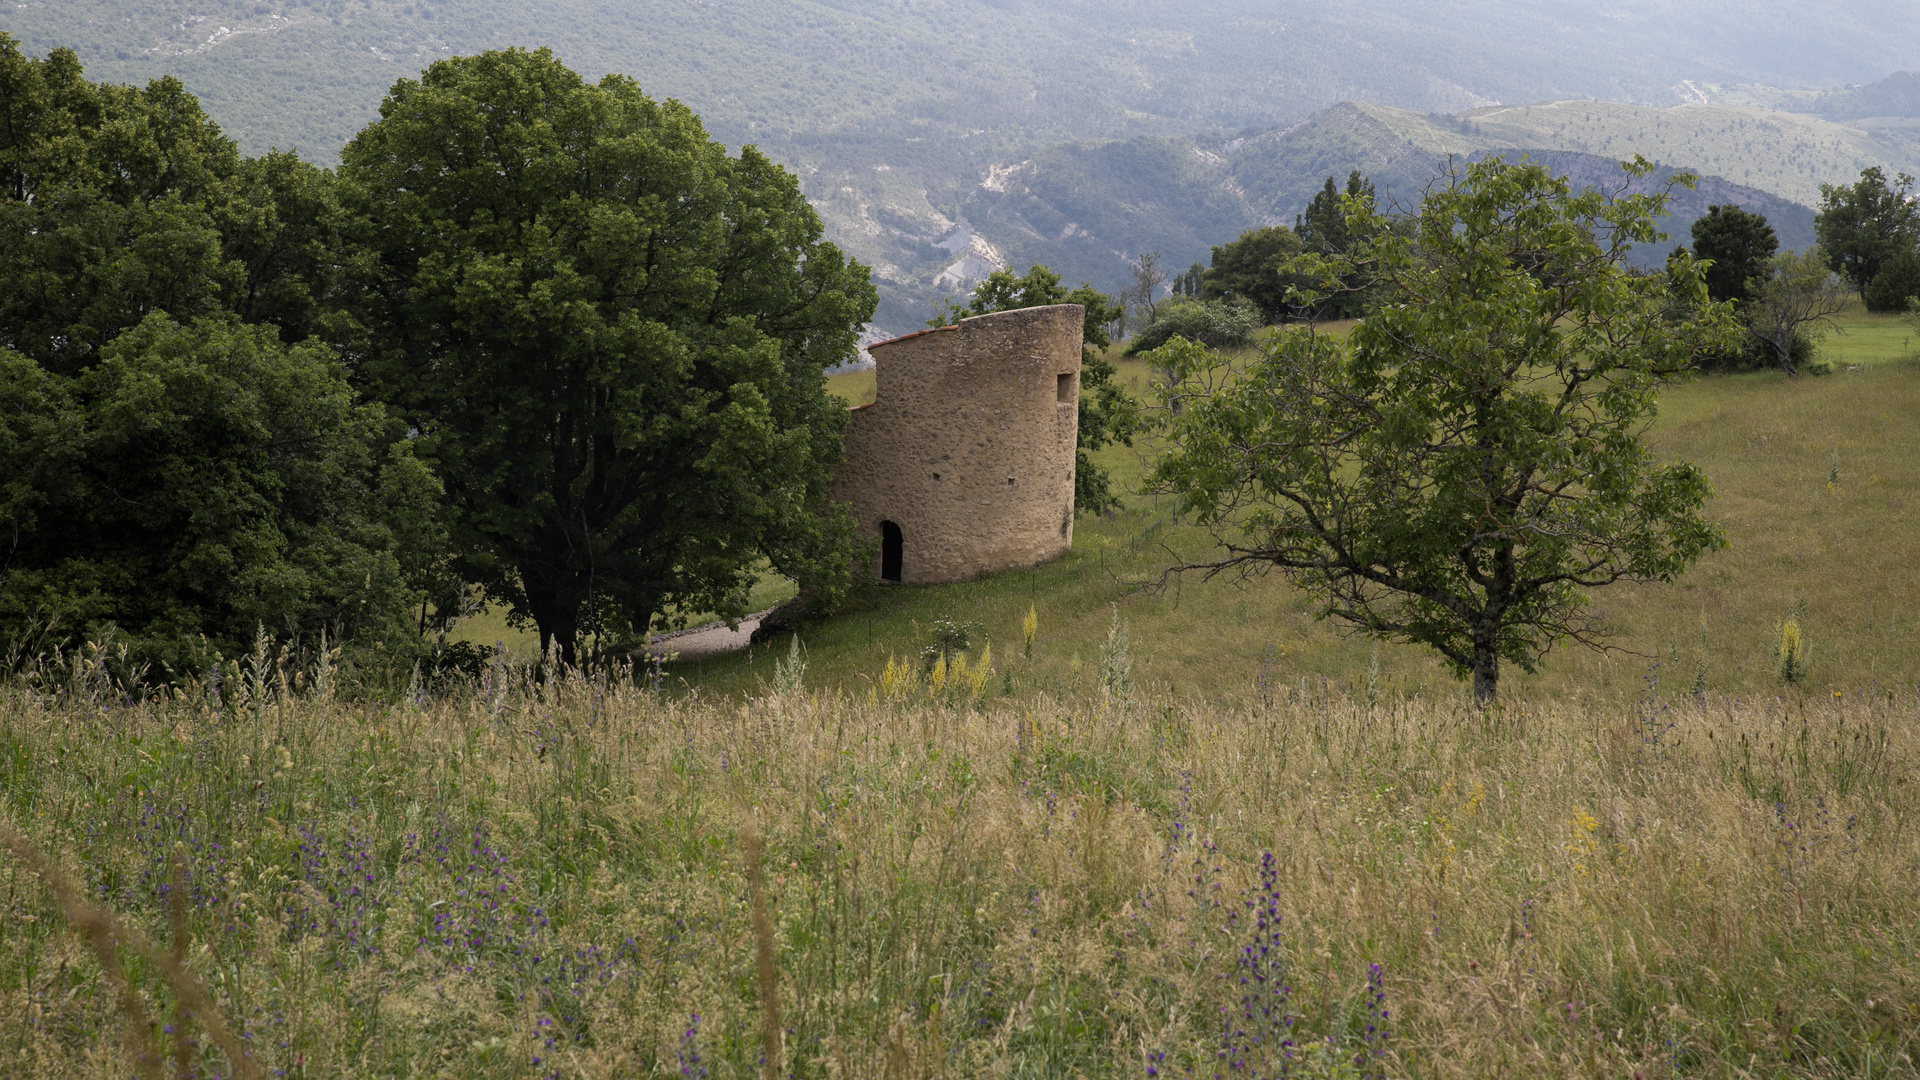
[341,48,876,663]
[1202,226,1301,324]
[0,38,436,671]
[0,35,344,365]
[0,315,440,671]
[1814,166,1920,305]
[1292,170,1382,319]
[1689,204,1777,305]
[1147,158,1739,704]
[931,264,1131,515]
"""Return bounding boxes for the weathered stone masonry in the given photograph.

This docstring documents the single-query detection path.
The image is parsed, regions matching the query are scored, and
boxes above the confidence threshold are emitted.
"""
[832,304,1082,584]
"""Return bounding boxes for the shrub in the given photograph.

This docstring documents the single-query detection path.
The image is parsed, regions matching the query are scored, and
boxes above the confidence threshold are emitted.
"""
[1696,328,1818,373]
[1863,245,1920,313]
[1124,295,1263,356]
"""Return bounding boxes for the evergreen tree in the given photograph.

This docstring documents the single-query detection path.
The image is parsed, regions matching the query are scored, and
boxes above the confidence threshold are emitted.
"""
[1291,170,1380,318]
[1863,244,1920,314]
[1295,171,1375,257]
[1689,204,1777,305]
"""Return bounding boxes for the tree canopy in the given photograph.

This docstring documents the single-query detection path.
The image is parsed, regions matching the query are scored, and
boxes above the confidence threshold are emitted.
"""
[0,36,343,369]
[340,47,876,664]
[0,38,437,671]
[1201,226,1301,324]
[1122,295,1262,356]
[1814,166,1920,306]
[1147,157,1739,703]
[0,315,439,672]
[931,264,1131,515]
[1689,204,1777,305]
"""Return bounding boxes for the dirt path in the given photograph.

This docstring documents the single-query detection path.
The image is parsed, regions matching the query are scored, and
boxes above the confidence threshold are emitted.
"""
[643,608,773,662]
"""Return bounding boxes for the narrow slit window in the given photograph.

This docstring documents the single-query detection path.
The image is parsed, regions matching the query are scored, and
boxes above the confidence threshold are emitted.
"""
[1057,372,1076,403]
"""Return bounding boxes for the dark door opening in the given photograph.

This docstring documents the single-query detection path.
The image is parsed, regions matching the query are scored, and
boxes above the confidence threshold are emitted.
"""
[880,520,903,582]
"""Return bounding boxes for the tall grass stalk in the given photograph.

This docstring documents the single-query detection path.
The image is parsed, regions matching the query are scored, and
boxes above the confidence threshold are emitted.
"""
[0,655,1916,1077]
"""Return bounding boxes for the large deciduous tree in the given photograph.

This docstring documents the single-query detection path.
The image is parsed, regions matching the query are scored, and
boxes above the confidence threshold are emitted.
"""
[0,316,440,671]
[1147,157,1739,704]
[930,264,1132,515]
[0,38,239,372]
[0,38,437,670]
[1202,226,1302,324]
[0,35,345,362]
[1814,166,1919,305]
[341,48,876,663]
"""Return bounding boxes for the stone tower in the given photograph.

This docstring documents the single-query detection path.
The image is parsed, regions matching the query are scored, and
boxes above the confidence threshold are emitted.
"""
[833,304,1082,584]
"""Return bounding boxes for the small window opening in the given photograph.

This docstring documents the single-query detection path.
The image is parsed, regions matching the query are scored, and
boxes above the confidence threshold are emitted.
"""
[1057,372,1076,403]
[880,520,903,582]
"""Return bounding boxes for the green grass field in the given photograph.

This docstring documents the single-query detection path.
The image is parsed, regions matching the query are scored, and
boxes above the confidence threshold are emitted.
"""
[662,309,1920,708]
[3,314,1918,1080]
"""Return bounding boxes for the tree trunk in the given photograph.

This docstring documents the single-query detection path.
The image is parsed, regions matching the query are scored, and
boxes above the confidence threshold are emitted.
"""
[1471,634,1500,706]
[1773,330,1798,377]
[522,559,581,668]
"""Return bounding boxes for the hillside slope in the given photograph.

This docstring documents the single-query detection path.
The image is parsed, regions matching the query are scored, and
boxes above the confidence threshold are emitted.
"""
[14,0,1920,165]
[1229,100,1920,214]
[928,104,1851,315]
[9,3,1920,329]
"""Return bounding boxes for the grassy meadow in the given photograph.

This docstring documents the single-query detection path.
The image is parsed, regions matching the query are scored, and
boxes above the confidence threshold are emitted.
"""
[663,308,1920,709]
[2,309,1917,1079]
[1,653,1916,1078]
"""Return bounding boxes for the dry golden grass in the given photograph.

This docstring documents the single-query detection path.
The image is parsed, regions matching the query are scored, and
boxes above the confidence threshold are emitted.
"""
[0,656,1914,1077]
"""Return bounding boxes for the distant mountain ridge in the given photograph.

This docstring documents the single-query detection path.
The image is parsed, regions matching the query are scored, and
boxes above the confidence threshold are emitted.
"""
[1813,71,1920,121]
[842,99,1888,329]
[8,3,1920,330]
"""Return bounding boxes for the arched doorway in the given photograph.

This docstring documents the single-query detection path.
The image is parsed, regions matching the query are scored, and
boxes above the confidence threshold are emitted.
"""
[880,520,903,582]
